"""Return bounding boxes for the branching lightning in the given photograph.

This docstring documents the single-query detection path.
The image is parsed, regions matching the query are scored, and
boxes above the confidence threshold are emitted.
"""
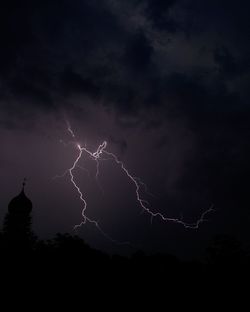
[103,150,214,229]
[55,121,214,244]
[65,142,129,244]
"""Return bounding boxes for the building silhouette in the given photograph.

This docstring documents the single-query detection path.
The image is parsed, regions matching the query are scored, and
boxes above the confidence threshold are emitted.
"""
[3,179,35,250]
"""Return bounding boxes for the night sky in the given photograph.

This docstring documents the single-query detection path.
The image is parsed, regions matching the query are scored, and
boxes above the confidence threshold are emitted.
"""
[1,0,250,259]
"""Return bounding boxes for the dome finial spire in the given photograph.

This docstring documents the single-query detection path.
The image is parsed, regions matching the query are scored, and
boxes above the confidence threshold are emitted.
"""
[22,177,27,192]
[8,178,32,214]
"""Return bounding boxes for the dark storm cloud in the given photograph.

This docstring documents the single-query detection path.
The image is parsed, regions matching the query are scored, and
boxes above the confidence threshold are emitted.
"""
[123,32,153,73]
[0,0,127,111]
[109,136,128,154]
[0,0,178,115]
[0,0,249,118]
[181,0,250,36]
[59,67,100,99]
[1,0,250,237]
[0,0,250,256]
[214,46,250,79]
[162,71,250,207]
[0,0,249,145]
[145,0,178,31]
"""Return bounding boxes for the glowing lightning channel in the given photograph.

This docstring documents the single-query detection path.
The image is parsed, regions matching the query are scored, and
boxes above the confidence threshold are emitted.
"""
[56,124,130,245]
[103,150,214,229]
[66,120,76,138]
[69,144,131,244]
[56,121,214,244]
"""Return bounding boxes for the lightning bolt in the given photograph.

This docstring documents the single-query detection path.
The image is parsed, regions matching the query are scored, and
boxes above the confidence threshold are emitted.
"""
[103,150,214,229]
[55,121,214,245]
[55,125,130,245]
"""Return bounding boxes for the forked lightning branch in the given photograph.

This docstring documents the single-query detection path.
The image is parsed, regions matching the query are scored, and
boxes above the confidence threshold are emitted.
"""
[54,121,214,243]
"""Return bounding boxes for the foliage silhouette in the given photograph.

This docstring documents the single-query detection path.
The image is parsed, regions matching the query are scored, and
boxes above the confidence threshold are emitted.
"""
[1,197,250,284]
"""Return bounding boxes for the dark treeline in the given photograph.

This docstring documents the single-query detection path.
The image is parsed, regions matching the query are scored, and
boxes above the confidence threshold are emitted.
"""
[1,185,249,292]
[1,218,249,306]
[0,229,249,282]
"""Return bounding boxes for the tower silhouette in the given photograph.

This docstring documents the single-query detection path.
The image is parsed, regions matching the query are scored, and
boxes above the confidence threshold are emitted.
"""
[3,179,35,250]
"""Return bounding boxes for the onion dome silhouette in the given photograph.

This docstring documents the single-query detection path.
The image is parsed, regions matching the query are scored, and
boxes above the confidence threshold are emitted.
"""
[8,179,32,215]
